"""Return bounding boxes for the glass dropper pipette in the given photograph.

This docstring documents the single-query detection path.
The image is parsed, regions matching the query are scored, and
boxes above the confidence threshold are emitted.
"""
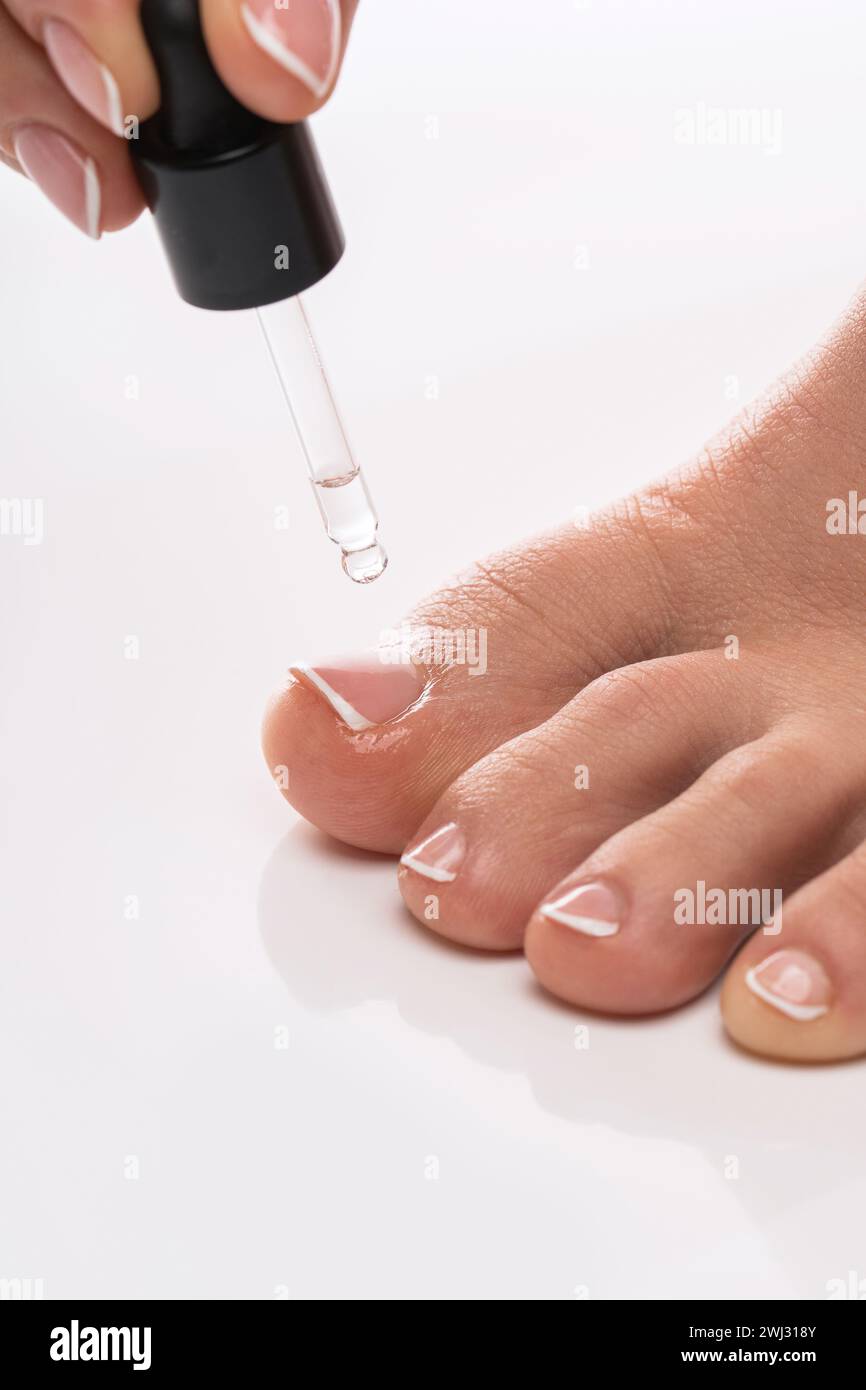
[131,1,383,583]
[256,296,387,584]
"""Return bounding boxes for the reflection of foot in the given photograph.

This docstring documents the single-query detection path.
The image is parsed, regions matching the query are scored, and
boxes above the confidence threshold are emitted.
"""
[264,287,866,1065]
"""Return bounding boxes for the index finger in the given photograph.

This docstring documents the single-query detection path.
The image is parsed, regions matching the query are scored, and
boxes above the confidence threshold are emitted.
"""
[7,0,160,134]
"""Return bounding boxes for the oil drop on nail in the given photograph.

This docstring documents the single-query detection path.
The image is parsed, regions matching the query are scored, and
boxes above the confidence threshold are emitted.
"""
[256,297,387,584]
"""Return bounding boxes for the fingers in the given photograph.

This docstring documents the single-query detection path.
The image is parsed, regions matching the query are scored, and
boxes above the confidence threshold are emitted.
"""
[0,6,144,234]
[7,0,360,135]
[4,0,358,239]
[6,0,159,133]
[202,0,359,122]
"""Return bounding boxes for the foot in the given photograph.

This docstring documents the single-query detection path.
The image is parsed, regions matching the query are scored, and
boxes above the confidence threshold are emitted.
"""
[263,286,866,1065]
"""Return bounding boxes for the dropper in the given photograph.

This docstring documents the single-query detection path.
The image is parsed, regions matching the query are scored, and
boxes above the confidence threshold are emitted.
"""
[130,0,386,583]
[256,297,386,583]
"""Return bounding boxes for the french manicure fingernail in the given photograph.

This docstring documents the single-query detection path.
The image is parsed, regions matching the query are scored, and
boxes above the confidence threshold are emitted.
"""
[290,654,425,730]
[240,0,341,98]
[745,949,831,1021]
[13,125,101,239]
[43,19,125,135]
[400,823,466,883]
[540,879,622,937]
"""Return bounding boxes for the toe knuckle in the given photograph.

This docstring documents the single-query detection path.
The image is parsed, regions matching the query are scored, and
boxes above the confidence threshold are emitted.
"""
[834,866,866,919]
[710,744,781,814]
[708,732,832,817]
[580,665,658,724]
[579,658,691,727]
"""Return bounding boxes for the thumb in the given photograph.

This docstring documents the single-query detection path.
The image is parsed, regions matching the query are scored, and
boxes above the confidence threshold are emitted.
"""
[202,0,360,123]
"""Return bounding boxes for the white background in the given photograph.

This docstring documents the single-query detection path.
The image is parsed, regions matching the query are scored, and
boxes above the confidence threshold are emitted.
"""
[2,0,866,1299]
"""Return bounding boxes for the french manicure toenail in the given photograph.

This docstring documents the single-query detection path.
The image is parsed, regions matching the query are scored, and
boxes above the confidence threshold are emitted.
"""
[745,949,831,1022]
[540,880,622,937]
[241,0,341,98]
[13,125,101,239]
[290,654,425,730]
[43,20,125,135]
[400,824,465,883]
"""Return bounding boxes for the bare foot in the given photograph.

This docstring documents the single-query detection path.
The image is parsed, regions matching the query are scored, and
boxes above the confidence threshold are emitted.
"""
[264,285,866,1065]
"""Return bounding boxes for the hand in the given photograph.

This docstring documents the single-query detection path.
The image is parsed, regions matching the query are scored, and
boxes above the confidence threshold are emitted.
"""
[0,0,359,237]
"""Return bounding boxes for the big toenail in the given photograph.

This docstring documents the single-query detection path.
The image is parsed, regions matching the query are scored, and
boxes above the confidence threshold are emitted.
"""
[745,949,831,1022]
[290,654,426,730]
[539,880,623,937]
[400,823,466,883]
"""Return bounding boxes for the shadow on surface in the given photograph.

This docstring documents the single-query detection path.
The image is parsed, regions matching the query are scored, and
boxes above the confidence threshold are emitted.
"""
[259,821,865,1284]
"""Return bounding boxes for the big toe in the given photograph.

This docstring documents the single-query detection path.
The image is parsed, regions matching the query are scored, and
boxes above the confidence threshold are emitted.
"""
[262,516,679,852]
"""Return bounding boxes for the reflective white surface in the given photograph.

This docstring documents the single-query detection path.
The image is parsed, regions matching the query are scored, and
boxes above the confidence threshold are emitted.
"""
[2,0,865,1300]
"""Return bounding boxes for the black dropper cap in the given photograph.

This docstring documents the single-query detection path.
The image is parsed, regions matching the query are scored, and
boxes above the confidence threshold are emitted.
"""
[131,0,344,311]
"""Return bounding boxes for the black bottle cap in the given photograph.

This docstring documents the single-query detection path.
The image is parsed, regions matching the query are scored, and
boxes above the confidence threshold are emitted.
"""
[131,0,345,311]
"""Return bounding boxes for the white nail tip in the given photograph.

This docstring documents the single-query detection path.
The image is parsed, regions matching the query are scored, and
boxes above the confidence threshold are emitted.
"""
[240,1,341,99]
[539,903,619,937]
[83,156,101,239]
[399,851,457,883]
[100,63,125,136]
[399,824,461,882]
[744,966,829,1022]
[290,662,372,731]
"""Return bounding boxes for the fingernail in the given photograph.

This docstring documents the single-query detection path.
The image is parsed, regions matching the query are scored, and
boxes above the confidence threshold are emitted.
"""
[400,824,466,883]
[43,20,124,135]
[290,654,426,730]
[540,880,622,937]
[240,0,341,98]
[13,125,101,239]
[745,949,831,1022]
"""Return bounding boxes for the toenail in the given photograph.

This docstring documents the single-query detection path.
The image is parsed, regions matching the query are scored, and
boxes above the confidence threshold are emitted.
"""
[400,823,466,883]
[539,879,623,937]
[290,654,426,730]
[744,949,831,1022]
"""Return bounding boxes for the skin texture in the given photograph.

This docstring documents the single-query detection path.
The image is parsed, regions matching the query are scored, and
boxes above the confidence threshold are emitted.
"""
[6,0,866,1064]
[263,286,866,1065]
[0,0,359,229]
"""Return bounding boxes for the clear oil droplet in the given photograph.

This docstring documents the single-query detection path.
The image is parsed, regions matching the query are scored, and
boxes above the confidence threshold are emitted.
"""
[312,470,388,584]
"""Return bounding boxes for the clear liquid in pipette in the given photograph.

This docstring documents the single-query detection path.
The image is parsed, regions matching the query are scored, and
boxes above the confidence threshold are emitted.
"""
[312,468,388,584]
[255,299,388,585]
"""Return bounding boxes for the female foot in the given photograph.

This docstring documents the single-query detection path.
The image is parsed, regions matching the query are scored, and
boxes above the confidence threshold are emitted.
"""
[264,284,866,1065]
